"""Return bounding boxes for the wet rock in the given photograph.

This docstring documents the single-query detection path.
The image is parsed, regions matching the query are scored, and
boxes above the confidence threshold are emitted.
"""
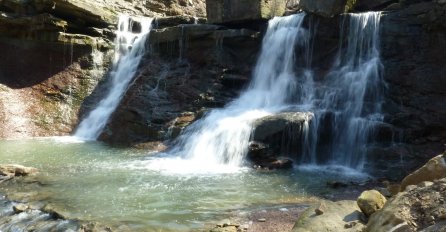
[250,112,313,160]
[13,203,29,213]
[293,200,365,232]
[366,177,446,232]
[252,112,313,141]
[206,0,287,24]
[0,164,38,177]
[357,190,387,217]
[42,204,69,220]
[400,152,446,191]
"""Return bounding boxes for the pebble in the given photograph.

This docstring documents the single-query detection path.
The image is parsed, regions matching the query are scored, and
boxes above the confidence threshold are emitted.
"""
[257,218,266,222]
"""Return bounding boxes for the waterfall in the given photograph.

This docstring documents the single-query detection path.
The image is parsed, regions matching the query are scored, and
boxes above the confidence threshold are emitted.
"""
[300,12,383,169]
[164,14,310,169]
[74,15,154,140]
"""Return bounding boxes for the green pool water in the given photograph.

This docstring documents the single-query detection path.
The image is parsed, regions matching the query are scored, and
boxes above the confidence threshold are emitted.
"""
[0,137,367,231]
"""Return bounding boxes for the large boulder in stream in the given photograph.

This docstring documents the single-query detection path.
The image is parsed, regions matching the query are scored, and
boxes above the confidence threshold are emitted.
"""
[247,112,313,170]
[250,112,313,156]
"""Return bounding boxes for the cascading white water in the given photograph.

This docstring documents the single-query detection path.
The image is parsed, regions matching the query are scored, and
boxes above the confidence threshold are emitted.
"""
[300,12,383,169]
[74,15,154,140]
[147,14,310,173]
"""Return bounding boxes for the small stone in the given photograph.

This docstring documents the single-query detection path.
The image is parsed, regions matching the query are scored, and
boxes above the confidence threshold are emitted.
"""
[344,221,357,228]
[417,181,434,188]
[315,202,326,215]
[405,185,417,192]
[257,218,266,222]
[13,203,28,213]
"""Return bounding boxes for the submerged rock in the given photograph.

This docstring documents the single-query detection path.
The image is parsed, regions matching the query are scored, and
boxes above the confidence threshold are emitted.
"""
[357,190,387,217]
[0,164,38,177]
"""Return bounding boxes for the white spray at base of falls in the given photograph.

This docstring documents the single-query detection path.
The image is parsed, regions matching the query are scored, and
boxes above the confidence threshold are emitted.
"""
[300,12,383,170]
[145,14,311,174]
[74,15,154,140]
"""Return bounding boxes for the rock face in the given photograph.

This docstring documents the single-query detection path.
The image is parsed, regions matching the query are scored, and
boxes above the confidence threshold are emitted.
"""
[400,152,446,192]
[366,178,446,232]
[98,24,261,145]
[206,0,287,24]
[376,0,446,171]
[299,0,348,17]
[293,200,365,232]
[357,190,387,217]
[0,0,205,138]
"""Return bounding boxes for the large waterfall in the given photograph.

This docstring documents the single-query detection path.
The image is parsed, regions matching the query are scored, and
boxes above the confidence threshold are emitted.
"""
[75,15,154,140]
[147,12,383,174]
[300,12,383,170]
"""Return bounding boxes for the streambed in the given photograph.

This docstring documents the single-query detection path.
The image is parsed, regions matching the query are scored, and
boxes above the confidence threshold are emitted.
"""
[0,138,368,231]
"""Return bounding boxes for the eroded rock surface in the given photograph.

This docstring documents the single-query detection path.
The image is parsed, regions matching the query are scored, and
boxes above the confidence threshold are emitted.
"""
[366,178,446,232]
[292,200,365,232]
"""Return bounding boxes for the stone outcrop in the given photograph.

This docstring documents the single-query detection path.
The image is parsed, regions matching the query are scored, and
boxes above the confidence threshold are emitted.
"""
[376,0,446,169]
[206,0,287,24]
[400,152,446,191]
[357,190,387,217]
[292,200,365,232]
[366,178,446,232]
[0,0,205,138]
[298,0,348,17]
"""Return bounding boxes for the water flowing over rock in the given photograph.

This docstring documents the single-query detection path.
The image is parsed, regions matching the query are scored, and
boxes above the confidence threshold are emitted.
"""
[300,12,383,169]
[75,15,154,140]
[165,14,309,168]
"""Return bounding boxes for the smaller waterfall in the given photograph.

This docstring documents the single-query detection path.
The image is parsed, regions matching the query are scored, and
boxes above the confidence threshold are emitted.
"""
[300,12,383,169]
[75,15,154,140]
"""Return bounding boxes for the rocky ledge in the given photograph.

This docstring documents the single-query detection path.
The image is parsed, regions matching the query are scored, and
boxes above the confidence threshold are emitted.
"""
[291,150,446,232]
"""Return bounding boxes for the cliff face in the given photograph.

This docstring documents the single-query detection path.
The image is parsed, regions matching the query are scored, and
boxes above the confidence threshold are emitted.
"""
[93,0,446,177]
[0,0,205,138]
